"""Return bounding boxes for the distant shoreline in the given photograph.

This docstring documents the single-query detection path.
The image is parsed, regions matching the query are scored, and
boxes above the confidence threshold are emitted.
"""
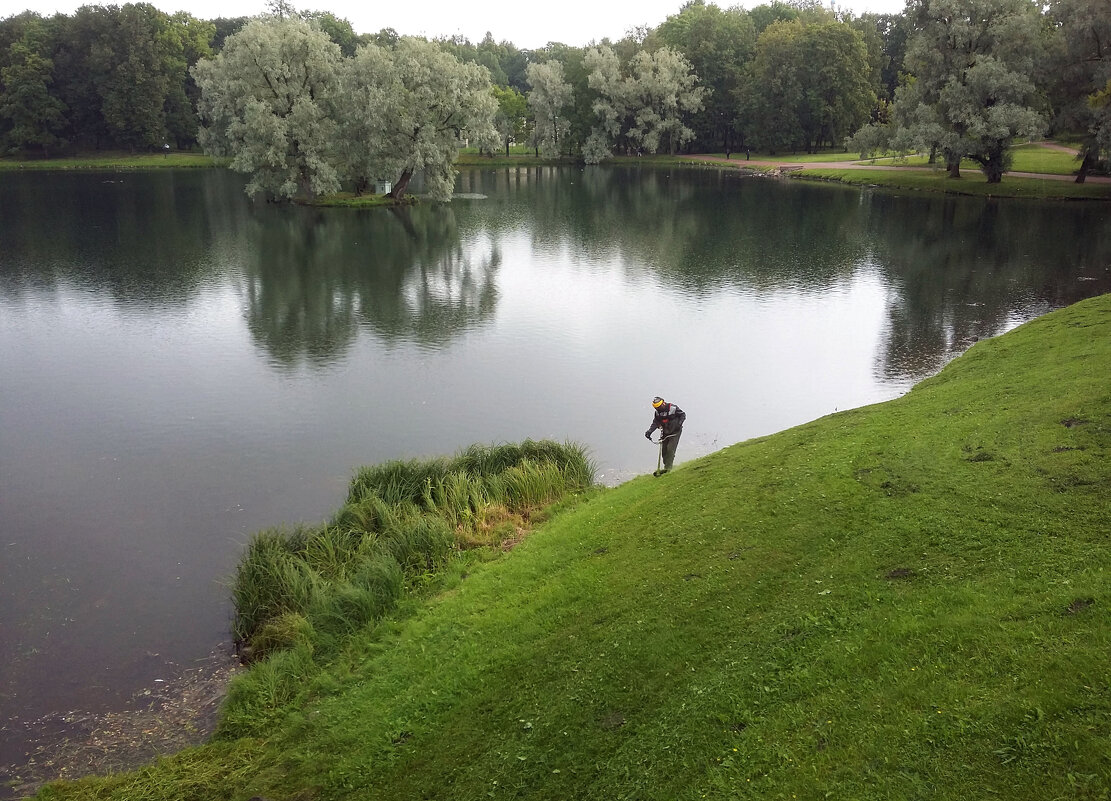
[4,145,1107,203]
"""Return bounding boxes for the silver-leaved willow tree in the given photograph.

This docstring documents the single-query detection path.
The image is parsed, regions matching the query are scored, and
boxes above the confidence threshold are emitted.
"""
[847,0,1046,183]
[191,15,499,202]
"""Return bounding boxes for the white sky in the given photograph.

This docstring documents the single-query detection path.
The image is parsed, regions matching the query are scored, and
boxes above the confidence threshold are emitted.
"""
[3,0,907,50]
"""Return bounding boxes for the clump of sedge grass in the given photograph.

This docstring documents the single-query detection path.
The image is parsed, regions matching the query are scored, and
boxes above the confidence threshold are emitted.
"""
[230,440,595,662]
[222,440,593,736]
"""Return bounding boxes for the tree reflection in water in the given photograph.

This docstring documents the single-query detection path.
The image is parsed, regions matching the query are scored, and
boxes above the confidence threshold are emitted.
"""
[2,166,1107,385]
[240,203,499,368]
[458,166,1111,383]
[861,192,1111,381]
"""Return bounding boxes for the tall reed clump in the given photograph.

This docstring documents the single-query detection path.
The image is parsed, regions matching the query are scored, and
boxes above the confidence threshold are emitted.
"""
[222,440,594,735]
[230,440,595,663]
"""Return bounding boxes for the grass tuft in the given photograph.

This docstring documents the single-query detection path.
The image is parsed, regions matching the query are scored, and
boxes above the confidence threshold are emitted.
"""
[230,439,595,664]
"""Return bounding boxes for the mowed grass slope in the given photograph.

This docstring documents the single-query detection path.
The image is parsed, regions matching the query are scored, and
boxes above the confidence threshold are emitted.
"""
[42,296,1111,801]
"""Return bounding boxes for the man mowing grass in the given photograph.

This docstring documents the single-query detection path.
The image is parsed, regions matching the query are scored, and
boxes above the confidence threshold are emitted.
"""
[645,396,686,476]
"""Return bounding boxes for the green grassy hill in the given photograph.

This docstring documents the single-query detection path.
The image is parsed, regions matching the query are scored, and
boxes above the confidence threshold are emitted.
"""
[42,295,1111,801]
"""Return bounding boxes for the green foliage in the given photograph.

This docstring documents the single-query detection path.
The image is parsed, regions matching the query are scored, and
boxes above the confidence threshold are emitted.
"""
[435,32,529,92]
[0,5,213,154]
[1042,0,1111,171]
[303,10,358,56]
[864,12,910,101]
[526,59,573,157]
[193,24,500,201]
[742,19,875,153]
[231,439,595,667]
[0,0,1105,180]
[885,0,1046,182]
[582,44,707,163]
[0,17,66,155]
[845,120,890,157]
[337,36,499,201]
[748,1,807,34]
[650,1,757,152]
[191,16,343,200]
[492,85,528,155]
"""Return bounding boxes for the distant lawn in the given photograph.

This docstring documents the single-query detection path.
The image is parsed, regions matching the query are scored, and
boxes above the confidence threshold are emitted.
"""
[455,151,575,167]
[854,144,1083,177]
[694,150,860,163]
[762,150,860,163]
[794,167,1111,200]
[1009,143,1083,174]
[459,143,533,156]
[0,151,225,169]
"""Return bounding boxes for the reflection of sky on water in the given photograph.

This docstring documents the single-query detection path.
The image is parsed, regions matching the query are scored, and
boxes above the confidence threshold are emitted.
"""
[492,234,899,468]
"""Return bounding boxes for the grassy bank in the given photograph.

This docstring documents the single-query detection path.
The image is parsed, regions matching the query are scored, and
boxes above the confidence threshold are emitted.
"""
[225,439,596,722]
[37,294,1111,799]
[301,192,415,208]
[793,167,1111,200]
[0,152,224,170]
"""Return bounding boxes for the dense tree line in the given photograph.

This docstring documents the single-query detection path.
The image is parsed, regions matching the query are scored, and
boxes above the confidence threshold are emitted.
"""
[0,5,222,153]
[1,0,1106,190]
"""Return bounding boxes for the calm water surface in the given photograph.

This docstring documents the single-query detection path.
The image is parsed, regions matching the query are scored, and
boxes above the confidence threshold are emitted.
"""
[1,166,1109,766]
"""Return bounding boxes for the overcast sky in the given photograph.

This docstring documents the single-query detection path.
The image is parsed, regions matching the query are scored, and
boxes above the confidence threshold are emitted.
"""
[4,0,908,50]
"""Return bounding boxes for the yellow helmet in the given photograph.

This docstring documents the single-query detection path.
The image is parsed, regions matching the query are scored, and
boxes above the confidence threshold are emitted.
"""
[652,397,665,408]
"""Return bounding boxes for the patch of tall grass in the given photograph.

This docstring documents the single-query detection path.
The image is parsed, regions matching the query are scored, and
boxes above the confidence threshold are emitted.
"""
[223,439,595,732]
[346,439,594,507]
[230,528,324,645]
[216,642,320,737]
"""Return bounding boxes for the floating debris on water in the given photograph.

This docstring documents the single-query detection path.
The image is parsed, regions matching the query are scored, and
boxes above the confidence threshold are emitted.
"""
[0,649,239,801]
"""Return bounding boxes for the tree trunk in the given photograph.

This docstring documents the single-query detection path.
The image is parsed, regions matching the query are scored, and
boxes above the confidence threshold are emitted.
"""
[388,168,414,200]
[981,149,1005,184]
[947,156,961,179]
[298,169,314,201]
[1075,149,1095,184]
[505,138,510,157]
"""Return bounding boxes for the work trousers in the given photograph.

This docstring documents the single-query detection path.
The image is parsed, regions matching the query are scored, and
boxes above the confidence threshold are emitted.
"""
[661,429,682,471]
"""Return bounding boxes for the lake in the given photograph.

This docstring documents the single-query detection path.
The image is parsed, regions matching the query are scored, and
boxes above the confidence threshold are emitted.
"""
[1,165,1109,771]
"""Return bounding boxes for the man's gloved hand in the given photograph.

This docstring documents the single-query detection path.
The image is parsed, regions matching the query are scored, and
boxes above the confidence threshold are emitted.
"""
[645,431,652,440]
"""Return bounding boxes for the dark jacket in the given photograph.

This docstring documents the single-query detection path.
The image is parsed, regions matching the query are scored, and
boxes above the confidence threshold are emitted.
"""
[646,403,685,438]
